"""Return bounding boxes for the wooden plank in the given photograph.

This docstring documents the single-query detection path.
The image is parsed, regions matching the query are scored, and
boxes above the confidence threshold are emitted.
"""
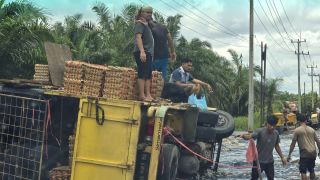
[44,42,72,87]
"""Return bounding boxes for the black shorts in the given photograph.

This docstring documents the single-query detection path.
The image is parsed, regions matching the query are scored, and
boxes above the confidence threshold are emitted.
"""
[161,83,190,103]
[134,51,152,79]
[251,162,274,180]
[299,157,315,174]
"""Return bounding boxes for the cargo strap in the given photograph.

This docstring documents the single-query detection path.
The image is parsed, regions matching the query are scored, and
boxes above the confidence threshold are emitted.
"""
[95,100,105,125]
[163,127,257,169]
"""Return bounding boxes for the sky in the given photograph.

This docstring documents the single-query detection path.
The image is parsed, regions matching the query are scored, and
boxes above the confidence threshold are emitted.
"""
[6,0,320,94]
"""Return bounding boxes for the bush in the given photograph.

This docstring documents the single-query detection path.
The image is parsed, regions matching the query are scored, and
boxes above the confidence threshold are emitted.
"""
[234,116,261,131]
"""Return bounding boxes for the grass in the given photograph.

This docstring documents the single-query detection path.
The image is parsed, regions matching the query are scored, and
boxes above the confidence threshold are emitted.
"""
[234,115,262,131]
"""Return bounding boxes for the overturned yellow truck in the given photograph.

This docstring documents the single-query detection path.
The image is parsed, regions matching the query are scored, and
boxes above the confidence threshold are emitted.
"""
[0,81,234,180]
[0,65,234,180]
[0,42,234,179]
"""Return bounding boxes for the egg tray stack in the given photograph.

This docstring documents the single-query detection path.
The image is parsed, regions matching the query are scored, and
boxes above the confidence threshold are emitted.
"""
[82,63,106,97]
[126,69,138,100]
[64,61,107,97]
[103,66,137,100]
[49,166,71,180]
[131,72,138,100]
[64,61,85,96]
[33,64,50,83]
[150,71,164,99]
[68,134,75,167]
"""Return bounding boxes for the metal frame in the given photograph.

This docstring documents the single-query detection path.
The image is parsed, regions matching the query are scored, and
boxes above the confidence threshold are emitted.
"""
[0,93,47,180]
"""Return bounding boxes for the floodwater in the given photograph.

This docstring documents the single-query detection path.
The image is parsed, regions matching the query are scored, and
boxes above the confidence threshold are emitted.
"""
[202,129,320,180]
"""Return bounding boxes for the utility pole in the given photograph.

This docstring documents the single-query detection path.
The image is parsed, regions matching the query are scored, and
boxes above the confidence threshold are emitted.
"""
[248,0,254,131]
[304,82,306,113]
[308,64,317,111]
[260,42,267,127]
[291,39,307,113]
[318,75,320,98]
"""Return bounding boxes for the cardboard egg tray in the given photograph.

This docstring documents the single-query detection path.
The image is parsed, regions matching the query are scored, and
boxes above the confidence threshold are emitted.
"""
[64,61,106,97]
[33,64,50,82]
[102,66,136,100]
[151,71,164,99]
[68,135,75,167]
[49,166,71,180]
[63,61,164,100]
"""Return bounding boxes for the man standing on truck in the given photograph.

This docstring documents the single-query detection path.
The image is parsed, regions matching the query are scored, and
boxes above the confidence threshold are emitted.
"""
[240,115,287,180]
[149,20,176,81]
[287,113,320,180]
[162,58,212,102]
[134,6,154,102]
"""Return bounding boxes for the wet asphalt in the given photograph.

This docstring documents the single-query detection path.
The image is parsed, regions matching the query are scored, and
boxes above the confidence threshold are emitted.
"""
[202,129,320,180]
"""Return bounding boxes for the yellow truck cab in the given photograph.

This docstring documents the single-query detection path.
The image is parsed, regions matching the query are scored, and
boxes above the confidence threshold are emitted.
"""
[69,96,235,180]
[273,112,297,133]
[310,113,319,128]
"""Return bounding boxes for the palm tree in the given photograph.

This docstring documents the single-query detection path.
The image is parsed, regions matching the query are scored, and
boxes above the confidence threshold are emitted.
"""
[0,0,52,78]
[265,78,283,114]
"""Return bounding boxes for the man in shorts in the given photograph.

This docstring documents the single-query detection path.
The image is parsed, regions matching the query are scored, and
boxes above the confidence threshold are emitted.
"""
[240,115,287,180]
[287,113,320,180]
[133,6,154,101]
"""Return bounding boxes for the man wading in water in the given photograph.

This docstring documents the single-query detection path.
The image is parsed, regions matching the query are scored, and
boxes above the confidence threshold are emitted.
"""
[287,113,320,180]
[240,115,287,180]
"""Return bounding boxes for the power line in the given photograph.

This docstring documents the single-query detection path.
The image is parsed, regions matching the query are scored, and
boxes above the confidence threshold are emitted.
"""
[279,0,300,38]
[180,0,247,41]
[254,8,291,52]
[254,36,296,83]
[157,0,247,46]
[138,0,247,47]
[302,54,309,73]
[139,0,247,47]
[261,0,293,51]
[270,0,296,50]
[170,0,243,41]
[304,42,313,65]
[266,0,290,39]
[270,0,292,38]
[268,50,297,83]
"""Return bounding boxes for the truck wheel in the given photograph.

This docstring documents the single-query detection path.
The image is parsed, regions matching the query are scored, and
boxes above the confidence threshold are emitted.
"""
[160,144,179,180]
[214,110,235,140]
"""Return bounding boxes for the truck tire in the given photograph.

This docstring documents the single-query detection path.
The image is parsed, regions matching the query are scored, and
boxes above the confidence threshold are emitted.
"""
[197,111,219,127]
[160,144,180,180]
[181,107,199,142]
[214,110,235,140]
[178,155,200,175]
[196,126,216,142]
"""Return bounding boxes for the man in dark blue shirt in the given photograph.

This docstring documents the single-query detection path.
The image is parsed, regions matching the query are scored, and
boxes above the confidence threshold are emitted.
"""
[162,58,212,102]
[149,20,176,81]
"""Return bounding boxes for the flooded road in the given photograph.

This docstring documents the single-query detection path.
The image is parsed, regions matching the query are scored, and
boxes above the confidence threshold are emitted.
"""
[203,129,320,180]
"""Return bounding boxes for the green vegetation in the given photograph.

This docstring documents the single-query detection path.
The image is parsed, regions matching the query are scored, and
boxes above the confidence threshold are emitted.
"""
[2,0,318,116]
[234,113,262,131]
